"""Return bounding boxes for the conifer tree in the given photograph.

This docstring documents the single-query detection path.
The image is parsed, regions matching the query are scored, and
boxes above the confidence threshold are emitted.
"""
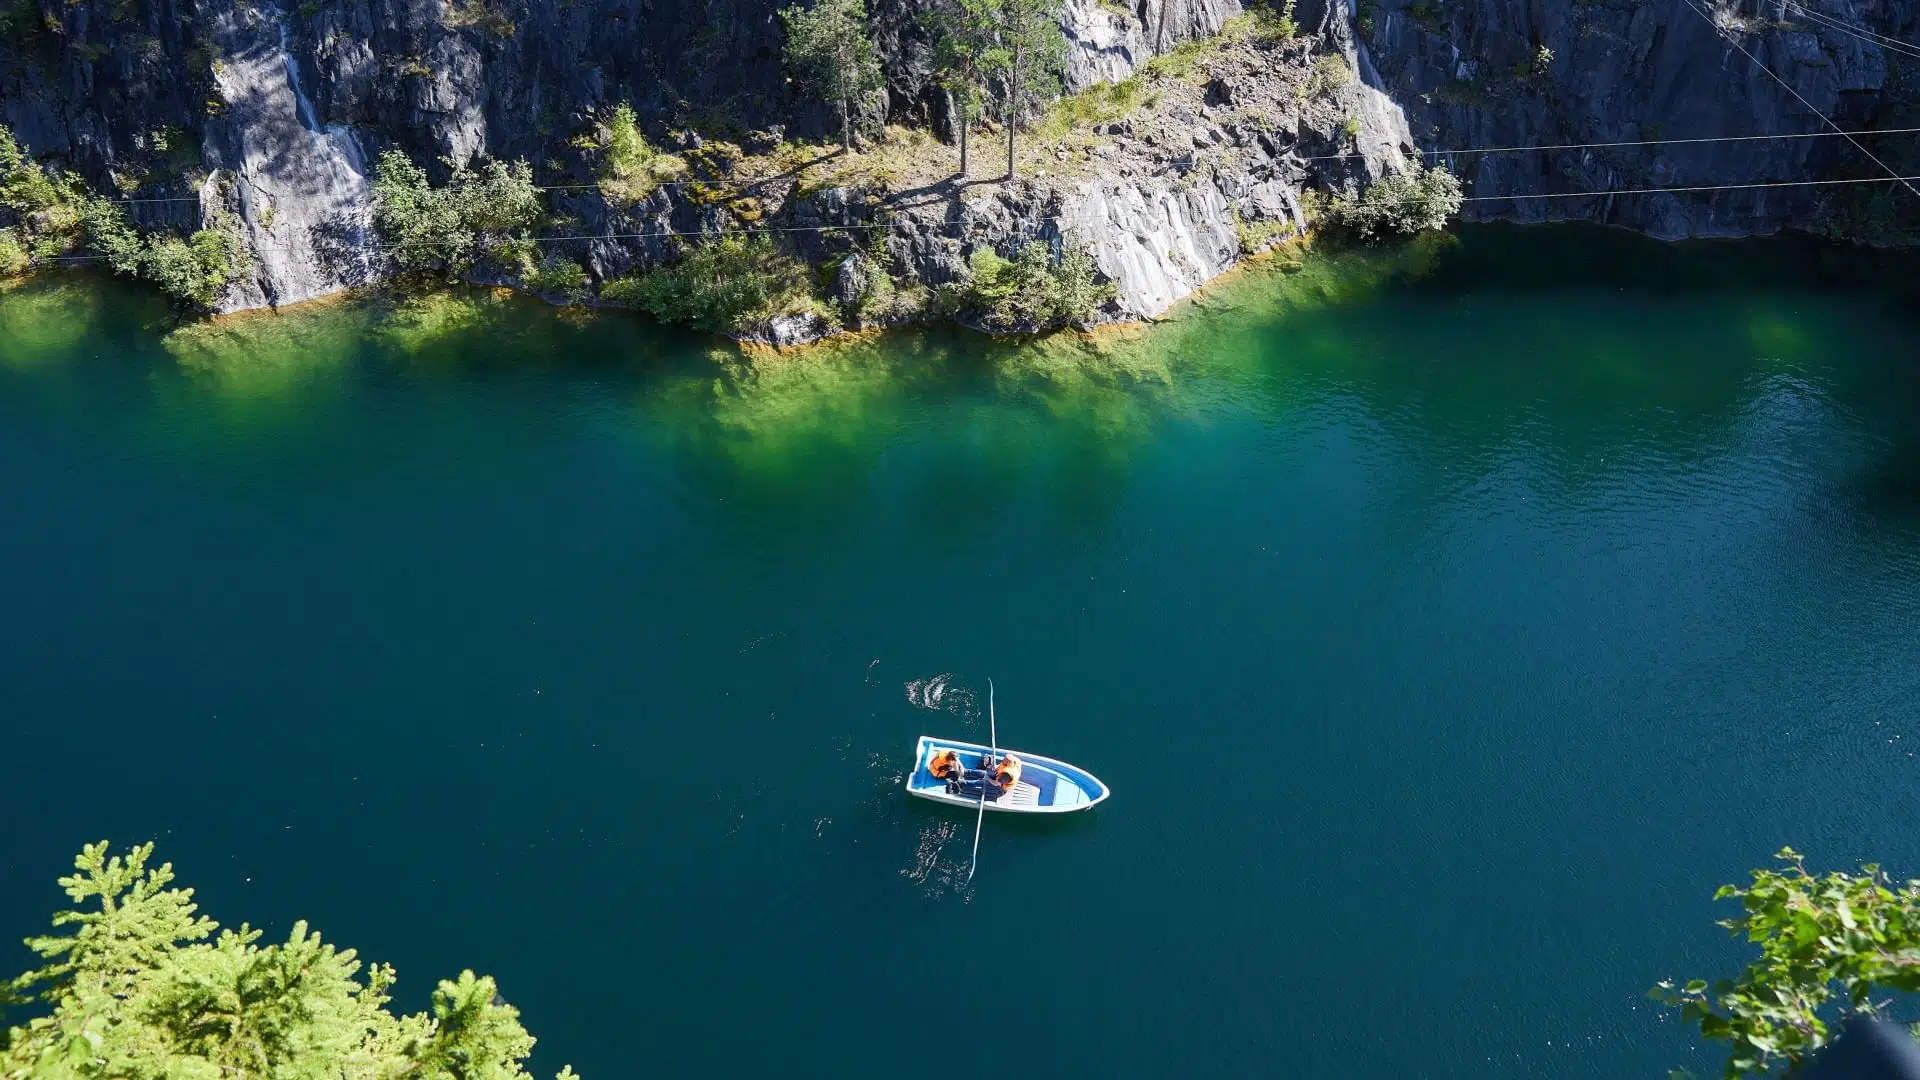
[926,0,1000,179]
[986,0,1067,179]
[781,0,886,153]
[1,842,576,1080]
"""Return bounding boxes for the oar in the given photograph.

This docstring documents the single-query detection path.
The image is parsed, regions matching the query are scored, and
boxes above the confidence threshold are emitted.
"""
[967,679,997,882]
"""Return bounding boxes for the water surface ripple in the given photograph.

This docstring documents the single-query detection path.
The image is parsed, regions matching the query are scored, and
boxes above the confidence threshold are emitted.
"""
[2,226,1918,1080]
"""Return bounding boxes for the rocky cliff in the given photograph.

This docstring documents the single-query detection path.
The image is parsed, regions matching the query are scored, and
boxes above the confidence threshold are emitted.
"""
[1361,0,1920,238]
[1,0,1915,326]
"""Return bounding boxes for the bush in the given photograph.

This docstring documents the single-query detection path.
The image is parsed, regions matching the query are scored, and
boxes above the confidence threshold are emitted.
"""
[831,247,915,324]
[139,230,245,306]
[2,123,245,304]
[1330,165,1462,242]
[849,258,896,322]
[0,125,88,263]
[596,103,684,202]
[528,254,589,303]
[1304,54,1354,99]
[82,199,248,307]
[82,196,144,270]
[600,234,826,334]
[952,239,1113,333]
[1232,208,1292,254]
[1,126,80,217]
[1229,0,1297,43]
[372,150,543,274]
[0,227,26,275]
[1515,44,1553,78]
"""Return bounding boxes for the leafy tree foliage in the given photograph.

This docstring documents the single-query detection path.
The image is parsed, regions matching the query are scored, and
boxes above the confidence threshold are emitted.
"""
[1655,848,1920,1078]
[1330,165,1462,242]
[953,238,1112,332]
[984,0,1067,179]
[780,0,885,152]
[601,234,829,335]
[1,842,575,1080]
[372,150,544,274]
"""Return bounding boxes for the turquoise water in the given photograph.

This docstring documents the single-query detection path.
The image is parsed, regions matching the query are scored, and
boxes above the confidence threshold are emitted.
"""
[3,227,1919,1078]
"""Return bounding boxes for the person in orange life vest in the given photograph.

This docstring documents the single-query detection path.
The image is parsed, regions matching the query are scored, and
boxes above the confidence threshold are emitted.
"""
[929,748,963,781]
[991,753,1022,792]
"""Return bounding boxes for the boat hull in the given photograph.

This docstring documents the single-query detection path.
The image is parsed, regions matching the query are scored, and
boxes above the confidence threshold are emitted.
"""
[905,735,1110,814]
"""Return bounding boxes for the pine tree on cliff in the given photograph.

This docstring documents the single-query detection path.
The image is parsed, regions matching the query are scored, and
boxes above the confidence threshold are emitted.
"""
[781,0,886,153]
[926,0,999,179]
[987,0,1066,180]
[1,842,577,1080]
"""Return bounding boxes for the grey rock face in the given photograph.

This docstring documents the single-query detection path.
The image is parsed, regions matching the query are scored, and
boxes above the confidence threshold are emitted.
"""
[1360,0,1916,237]
[1072,179,1244,316]
[869,33,1396,331]
[205,3,381,310]
[1062,0,1247,88]
[1064,0,1152,87]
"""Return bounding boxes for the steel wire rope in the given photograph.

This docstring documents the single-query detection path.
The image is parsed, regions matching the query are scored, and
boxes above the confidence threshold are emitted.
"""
[1676,0,1920,197]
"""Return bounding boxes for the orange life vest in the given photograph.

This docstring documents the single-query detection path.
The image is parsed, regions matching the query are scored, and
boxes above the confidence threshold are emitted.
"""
[992,754,1022,790]
[929,749,962,780]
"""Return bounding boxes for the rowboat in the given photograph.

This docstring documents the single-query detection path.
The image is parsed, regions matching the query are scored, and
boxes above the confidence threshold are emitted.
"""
[905,734,1111,814]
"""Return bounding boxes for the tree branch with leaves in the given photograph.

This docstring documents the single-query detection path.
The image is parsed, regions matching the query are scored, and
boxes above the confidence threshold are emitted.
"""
[1655,847,1920,1079]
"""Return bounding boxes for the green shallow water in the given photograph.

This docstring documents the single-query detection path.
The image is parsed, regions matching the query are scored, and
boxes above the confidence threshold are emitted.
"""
[3,226,1919,1078]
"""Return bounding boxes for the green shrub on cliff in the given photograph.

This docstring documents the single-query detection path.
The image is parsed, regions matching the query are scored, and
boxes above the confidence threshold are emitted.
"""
[1,842,576,1080]
[81,200,248,307]
[1331,165,1463,241]
[529,253,591,303]
[0,125,87,271]
[601,234,829,334]
[591,103,685,202]
[3,124,247,303]
[951,239,1112,332]
[141,227,247,306]
[372,150,544,274]
[1305,54,1354,99]
[0,229,27,274]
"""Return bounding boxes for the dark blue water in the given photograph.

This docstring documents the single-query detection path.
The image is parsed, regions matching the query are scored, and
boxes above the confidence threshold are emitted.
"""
[3,228,1919,1078]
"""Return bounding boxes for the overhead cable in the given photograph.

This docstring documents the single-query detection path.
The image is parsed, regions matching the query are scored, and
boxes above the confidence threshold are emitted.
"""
[1677,0,1920,198]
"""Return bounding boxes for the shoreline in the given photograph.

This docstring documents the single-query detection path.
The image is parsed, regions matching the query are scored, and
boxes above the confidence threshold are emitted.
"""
[5,221,1912,364]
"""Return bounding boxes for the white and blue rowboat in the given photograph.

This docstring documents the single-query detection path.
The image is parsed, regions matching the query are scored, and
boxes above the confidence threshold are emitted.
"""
[906,734,1111,814]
